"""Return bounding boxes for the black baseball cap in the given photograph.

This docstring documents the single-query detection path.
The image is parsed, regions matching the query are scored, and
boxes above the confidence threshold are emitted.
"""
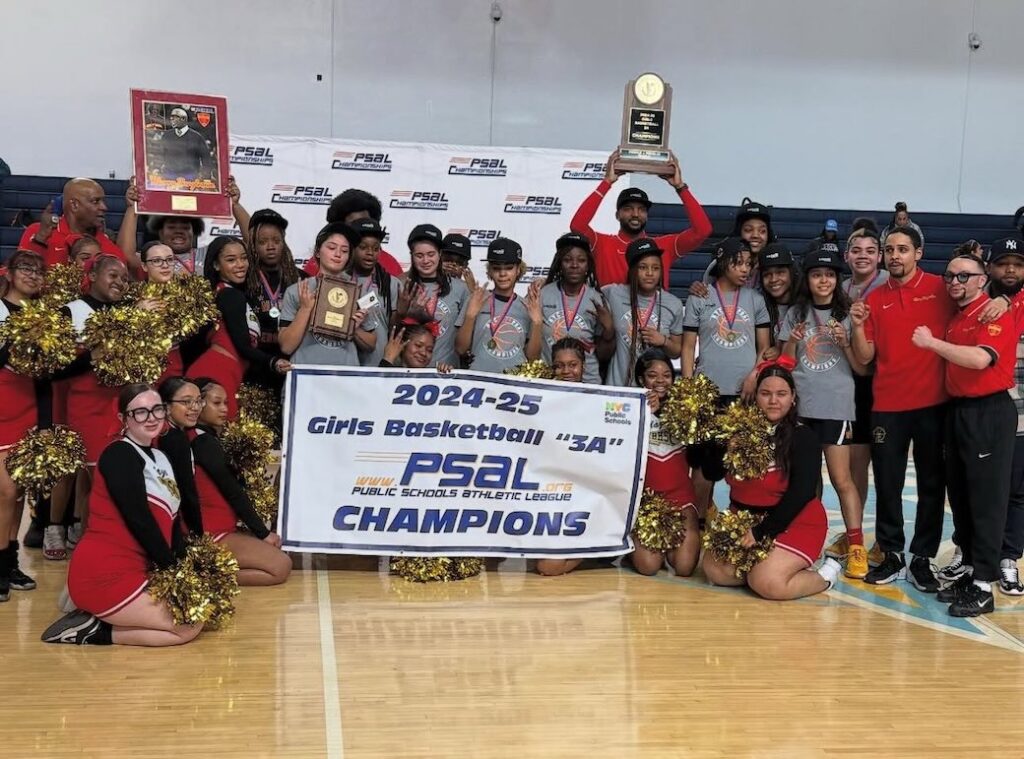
[732,197,775,240]
[626,237,662,267]
[351,218,385,241]
[555,232,592,253]
[803,244,846,273]
[714,237,752,260]
[486,237,523,264]
[759,242,795,269]
[315,221,358,251]
[407,223,443,249]
[616,187,652,211]
[248,208,288,232]
[989,236,1024,265]
[441,233,471,261]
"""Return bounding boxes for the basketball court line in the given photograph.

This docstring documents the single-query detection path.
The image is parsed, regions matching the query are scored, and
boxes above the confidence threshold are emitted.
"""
[317,567,345,759]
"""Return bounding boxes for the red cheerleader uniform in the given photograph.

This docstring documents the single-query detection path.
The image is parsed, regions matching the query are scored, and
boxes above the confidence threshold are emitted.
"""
[0,300,38,451]
[646,415,696,510]
[188,282,272,419]
[63,297,120,465]
[68,438,181,618]
[726,424,828,566]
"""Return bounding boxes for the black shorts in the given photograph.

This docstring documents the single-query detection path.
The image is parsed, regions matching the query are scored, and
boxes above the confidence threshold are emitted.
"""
[851,374,874,445]
[800,417,853,447]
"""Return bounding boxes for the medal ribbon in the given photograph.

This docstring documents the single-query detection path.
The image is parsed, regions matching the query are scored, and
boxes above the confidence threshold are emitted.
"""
[635,292,659,331]
[489,294,517,340]
[417,282,440,319]
[258,270,283,309]
[713,283,739,333]
[844,271,880,300]
[561,285,586,334]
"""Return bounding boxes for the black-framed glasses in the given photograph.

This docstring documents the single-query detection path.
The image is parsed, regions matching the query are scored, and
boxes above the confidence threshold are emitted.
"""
[12,264,44,277]
[145,257,176,268]
[124,404,168,422]
[942,271,985,284]
[169,398,206,409]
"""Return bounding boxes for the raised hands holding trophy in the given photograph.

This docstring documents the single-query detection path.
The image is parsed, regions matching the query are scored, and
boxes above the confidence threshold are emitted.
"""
[613,72,676,178]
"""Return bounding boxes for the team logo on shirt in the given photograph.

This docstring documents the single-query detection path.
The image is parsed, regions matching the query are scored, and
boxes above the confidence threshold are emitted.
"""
[331,152,393,171]
[561,161,606,180]
[503,195,562,215]
[801,325,842,372]
[484,317,526,360]
[271,185,332,205]
[618,310,661,346]
[448,157,508,177]
[543,308,590,346]
[709,306,751,349]
[229,145,274,166]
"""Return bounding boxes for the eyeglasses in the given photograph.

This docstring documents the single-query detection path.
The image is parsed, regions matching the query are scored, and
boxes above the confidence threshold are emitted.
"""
[942,272,985,284]
[124,404,168,422]
[12,265,44,277]
[145,257,176,268]
[169,398,206,409]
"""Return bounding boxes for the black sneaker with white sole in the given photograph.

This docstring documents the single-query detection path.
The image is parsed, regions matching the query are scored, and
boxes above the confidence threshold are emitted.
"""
[937,551,968,584]
[999,560,1024,596]
[865,551,906,585]
[949,583,995,617]
[908,556,939,593]
[937,571,973,603]
[8,567,36,591]
[40,610,110,645]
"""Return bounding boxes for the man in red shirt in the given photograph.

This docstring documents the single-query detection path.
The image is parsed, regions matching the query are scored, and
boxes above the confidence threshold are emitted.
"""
[303,188,402,277]
[18,178,133,273]
[910,253,1018,616]
[569,149,711,287]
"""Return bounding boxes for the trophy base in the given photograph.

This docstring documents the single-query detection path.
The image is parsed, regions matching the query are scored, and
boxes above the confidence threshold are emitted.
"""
[614,148,674,177]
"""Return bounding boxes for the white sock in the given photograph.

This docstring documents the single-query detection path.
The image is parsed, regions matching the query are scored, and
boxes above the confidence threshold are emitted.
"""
[973,579,992,592]
[817,557,842,589]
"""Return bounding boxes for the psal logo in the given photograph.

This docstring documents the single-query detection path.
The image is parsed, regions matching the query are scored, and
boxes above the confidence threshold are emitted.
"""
[449,157,508,177]
[389,190,449,211]
[208,217,242,238]
[562,161,605,180]
[229,145,274,166]
[604,401,633,426]
[504,195,562,215]
[331,151,392,172]
[448,228,502,247]
[270,185,332,205]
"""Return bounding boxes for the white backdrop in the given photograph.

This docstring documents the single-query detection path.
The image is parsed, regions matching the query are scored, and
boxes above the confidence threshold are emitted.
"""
[204,134,621,278]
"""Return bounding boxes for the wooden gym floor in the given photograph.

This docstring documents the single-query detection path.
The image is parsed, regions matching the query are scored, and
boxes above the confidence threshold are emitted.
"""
[5,469,1024,758]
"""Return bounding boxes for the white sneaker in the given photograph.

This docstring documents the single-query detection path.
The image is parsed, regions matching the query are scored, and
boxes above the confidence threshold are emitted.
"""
[998,559,1024,596]
[65,522,84,551]
[43,525,67,561]
[817,557,843,591]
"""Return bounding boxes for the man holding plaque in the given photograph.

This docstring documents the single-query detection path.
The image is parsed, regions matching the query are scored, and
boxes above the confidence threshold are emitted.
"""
[570,73,712,287]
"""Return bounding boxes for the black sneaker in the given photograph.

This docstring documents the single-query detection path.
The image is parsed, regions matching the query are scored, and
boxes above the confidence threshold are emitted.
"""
[40,610,105,645]
[864,551,906,585]
[908,555,939,593]
[949,583,995,617]
[937,571,973,603]
[8,567,36,591]
[22,521,44,549]
[0,574,9,603]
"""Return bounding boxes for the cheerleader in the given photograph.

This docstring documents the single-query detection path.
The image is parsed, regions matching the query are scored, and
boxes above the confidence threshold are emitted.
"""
[278,223,374,366]
[41,384,203,646]
[68,234,101,266]
[395,224,470,368]
[380,320,453,373]
[780,247,869,578]
[700,364,842,599]
[456,237,543,373]
[153,378,204,540]
[137,241,186,380]
[630,349,701,576]
[189,236,291,419]
[183,378,291,586]
[602,238,684,387]
[533,232,614,384]
[347,219,398,367]
[0,250,46,600]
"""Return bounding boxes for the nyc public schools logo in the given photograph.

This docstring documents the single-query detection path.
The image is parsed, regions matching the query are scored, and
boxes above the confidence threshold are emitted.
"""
[449,157,508,177]
[208,217,242,238]
[562,161,606,180]
[331,151,393,172]
[270,185,332,205]
[390,190,449,211]
[229,145,274,166]
[504,195,562,215]
[448,228,502,247]
[604,401,633,425]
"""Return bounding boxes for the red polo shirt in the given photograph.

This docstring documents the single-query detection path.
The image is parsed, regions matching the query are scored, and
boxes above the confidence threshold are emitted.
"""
[945,295,1017,398]
[18,218,126,268]
[569,180,712,287]
[863,269,956,412]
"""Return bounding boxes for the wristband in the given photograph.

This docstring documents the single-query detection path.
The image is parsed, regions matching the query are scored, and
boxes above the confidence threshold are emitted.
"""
[674,182,689,192]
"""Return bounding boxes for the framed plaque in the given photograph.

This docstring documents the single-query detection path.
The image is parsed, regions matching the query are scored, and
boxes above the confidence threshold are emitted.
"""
[130,89,231,218]
[311,276,359,340]
[614,73,674,177]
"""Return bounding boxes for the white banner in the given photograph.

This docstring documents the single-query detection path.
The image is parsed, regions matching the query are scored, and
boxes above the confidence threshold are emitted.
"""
[279,367,651,557]
[202,135,620,280]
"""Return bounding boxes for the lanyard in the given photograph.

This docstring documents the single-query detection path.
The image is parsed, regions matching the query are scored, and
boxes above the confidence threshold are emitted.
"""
[489,294,517,338]
[713,283,739,332]
[561,285,586,332]
[845,271,880,299]
[257,269,282,307]
[635,292,659,331]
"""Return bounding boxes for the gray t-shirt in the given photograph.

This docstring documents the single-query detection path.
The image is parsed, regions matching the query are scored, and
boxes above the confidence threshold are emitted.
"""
[539,282,603,384]
[279,276,368,367]
[402,278,469,367]
[682,286,769,395]
[842,270,890,301]
[466,294,532,373]
[602,284,684,387]
[779,305,856,421]
[353,275,400,368]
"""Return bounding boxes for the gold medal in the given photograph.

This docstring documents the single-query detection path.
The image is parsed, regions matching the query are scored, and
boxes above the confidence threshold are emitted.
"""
[726,332,736,344]
[487,339,497,350]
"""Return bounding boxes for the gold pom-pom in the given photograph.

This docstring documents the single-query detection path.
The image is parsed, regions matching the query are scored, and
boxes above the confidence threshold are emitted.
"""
[0,300,77,377]
[221,417,275,474]
[701,508,774,577]
[147,533,240,629]
[164,276,218,341]
[236,383,281,443]
[241,469,278,525]
[40,263,84,308]
[81,306,172,385]
[503,360,554,379]
[710,401,776,480]
[6,426,85,498]
[390,556,485,582]
[659,375,720,445]
[632,489,686,552]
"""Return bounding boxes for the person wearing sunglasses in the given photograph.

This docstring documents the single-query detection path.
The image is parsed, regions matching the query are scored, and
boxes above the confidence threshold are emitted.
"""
[42,384,205,646]
[910,253,1018,616]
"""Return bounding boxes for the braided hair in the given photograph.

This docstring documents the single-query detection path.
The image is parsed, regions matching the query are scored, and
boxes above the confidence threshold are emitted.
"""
[245,221,302,303]
[625,255,662,385]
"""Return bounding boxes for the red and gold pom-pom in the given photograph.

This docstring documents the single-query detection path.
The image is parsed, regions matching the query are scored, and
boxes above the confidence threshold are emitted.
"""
[659,375,720,445]
[147,534,240,628]
[6,426,85,498]
[702,509,774,577]
[40,262,85,308]
[710,401,776,480]
[82,306,171,385]
[632,489,686,552]
[0,300,77,377]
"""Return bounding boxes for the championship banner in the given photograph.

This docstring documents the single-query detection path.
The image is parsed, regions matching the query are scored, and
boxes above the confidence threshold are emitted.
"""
[279,367,650,557]
[202,135,620,280]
